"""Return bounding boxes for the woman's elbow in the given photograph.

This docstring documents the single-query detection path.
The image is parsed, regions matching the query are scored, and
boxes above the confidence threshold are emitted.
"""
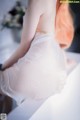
[20,41,31,53]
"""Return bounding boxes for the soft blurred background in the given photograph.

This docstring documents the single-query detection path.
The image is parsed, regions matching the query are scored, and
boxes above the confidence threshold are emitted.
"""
[0,0,28,114]
[69,3,80,53]
[0,0,80,116]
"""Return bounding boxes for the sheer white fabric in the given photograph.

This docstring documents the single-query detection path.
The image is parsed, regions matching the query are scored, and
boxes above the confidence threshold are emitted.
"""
[0,0,67,104]
[0,32,67,104]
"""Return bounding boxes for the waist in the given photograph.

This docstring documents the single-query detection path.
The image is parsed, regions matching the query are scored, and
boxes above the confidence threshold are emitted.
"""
[33,32,54,41]
[35,31,54,37]
[31,32,54,45]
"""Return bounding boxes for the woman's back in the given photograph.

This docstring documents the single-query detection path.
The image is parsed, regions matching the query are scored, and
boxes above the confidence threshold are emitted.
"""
[31,0,56,34]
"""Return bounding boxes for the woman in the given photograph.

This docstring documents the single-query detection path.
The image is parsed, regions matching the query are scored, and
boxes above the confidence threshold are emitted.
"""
[0,0,73,104]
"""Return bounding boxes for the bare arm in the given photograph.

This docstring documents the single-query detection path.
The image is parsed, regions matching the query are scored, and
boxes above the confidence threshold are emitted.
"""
[2,1,43,70]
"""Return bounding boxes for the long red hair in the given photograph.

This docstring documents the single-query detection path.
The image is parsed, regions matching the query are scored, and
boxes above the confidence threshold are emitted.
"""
[55,0,74,49]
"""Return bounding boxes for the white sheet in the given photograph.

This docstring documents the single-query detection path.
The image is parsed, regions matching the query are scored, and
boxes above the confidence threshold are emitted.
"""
[30,63,80,120]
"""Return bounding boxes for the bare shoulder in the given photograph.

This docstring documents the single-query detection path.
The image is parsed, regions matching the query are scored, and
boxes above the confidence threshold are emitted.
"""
[27,0,54,14]
[28,0,45,13]
[28,0,42,8]
[28,0,54,6]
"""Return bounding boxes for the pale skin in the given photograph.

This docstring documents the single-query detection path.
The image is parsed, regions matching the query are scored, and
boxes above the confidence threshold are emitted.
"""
[2,0,55,70]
